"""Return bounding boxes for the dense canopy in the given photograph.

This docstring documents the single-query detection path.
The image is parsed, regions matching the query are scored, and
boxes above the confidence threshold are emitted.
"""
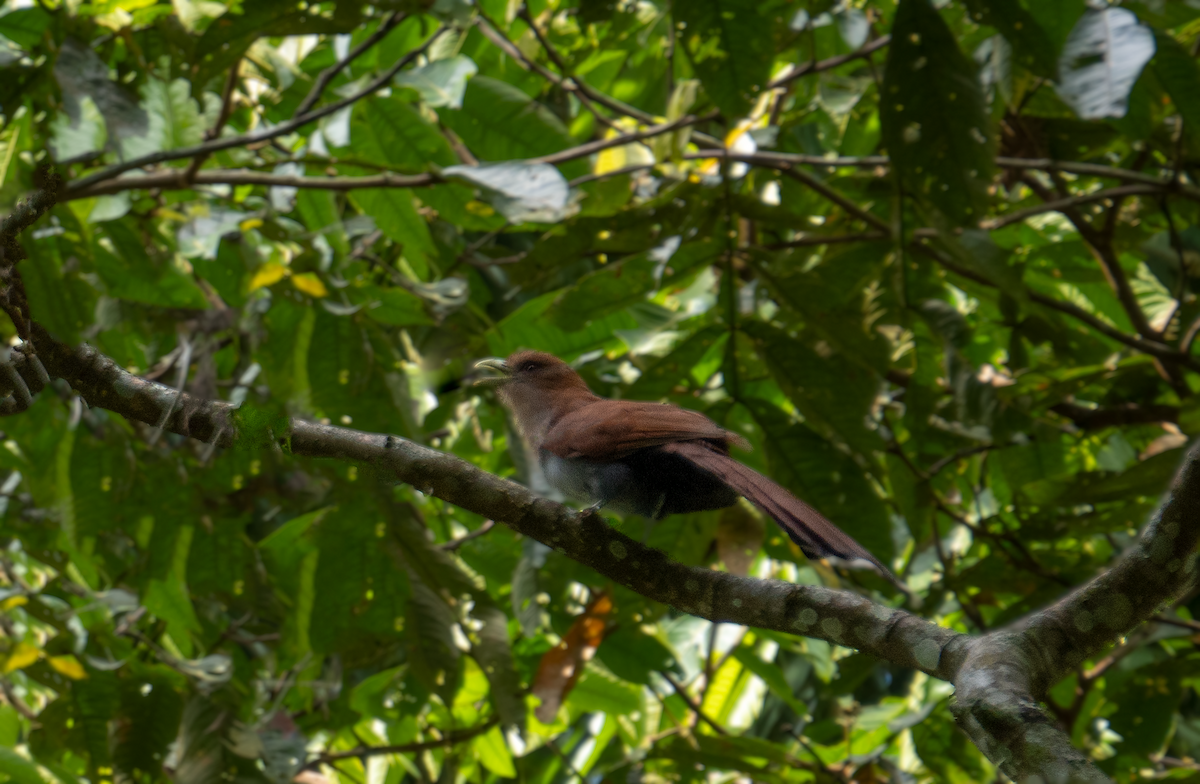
[2,0,1200,782]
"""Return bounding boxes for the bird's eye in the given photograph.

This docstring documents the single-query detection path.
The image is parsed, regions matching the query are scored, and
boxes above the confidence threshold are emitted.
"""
[522,363,538,372]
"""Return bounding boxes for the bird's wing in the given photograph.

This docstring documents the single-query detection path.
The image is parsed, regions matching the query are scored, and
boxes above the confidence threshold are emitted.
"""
[541,400,746,460]
[662,440,905,589]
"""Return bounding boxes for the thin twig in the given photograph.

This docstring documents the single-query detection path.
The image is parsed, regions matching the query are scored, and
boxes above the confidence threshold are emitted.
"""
[149,334,192,447]
[762,231,888,249]
[774,163,890,233]
[910,241,1195,368]
[658,671,727,736]
[1152,614,1200,632]
[67,26,447,195]
[927,444,999,477]
[296,12,405,116]
[767,35,891,89]
[517,4,622,130]
[1019,174,1159,340]
[318,718,499,763]
[67,114,713,201]
[980,184,1162,231]
[438,519,496,551]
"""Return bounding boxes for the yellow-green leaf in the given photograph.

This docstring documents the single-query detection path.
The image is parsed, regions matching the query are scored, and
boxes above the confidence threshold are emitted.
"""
[0,595,27,611]
[47,654,87,680]
[248,262,289,291]
[2,642,40,673]
[472,725,515,778]
[291,272,328,298]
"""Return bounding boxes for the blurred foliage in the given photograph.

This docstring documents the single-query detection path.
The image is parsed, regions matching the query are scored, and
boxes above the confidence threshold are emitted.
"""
[0,0,1199,782]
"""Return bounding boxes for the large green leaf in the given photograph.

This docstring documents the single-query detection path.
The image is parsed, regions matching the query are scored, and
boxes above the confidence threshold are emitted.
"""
[676,0,774,118]
[961,0,1058,78]
[441,76,575,164]
[1150,29,1200,151]
[881,0,994,224]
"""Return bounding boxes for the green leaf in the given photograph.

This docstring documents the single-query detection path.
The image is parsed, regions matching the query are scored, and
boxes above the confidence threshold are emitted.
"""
[95,220,209,310]
[730,646,808,717]
[961,0,1058,78]
[120,78,205,160]
[486,290,638,360]
[296,189,350,259]
[1055,7,1155,120]
[441,77,575,164]
[194,0,365,88]
[443,162,574,224]
[1023,0,1087,56]
[353,96,458,171]
[0,7,50,49]
[472,725,516,778]
[676,0,773,118]
[565,668,642,716]
[881,0,994,224]
[1151,29,1200,151]
[596,627,680,685]
[349,189,437,277]
[744,320,884,459]
[49,96,107,163]
[0,747,43,784]
[547,240,720,331]
[471,605,526,731]
[394,55,478,109]
[113,664,186,777]
[142,524,201,658]
[348,284,434,327]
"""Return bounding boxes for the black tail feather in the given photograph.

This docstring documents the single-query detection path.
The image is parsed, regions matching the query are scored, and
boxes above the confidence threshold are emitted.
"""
[662,441,904,589]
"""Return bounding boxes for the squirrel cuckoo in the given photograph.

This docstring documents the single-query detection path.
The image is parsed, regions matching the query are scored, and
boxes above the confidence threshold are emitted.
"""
[476,350,901,588]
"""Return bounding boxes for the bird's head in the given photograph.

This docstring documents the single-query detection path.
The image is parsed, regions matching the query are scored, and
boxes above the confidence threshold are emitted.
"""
[474,351,590,393]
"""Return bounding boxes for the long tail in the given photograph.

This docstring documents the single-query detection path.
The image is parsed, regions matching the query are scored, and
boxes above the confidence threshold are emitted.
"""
[662,441,904,589]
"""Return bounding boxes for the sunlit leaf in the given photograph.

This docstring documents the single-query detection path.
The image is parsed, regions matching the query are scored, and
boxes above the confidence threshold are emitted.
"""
[290,272,328,298]
[2,642,40,673]
[1055,7,1155,120]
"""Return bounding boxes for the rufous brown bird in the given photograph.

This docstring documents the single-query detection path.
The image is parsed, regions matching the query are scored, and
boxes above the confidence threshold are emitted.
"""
[476,350,902,588]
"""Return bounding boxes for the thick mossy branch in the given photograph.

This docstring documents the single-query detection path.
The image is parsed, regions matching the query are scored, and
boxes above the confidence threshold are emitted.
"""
[28,311,1200,782]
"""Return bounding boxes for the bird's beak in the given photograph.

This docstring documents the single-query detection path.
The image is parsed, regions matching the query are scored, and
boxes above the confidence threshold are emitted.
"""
[473,358,511,386]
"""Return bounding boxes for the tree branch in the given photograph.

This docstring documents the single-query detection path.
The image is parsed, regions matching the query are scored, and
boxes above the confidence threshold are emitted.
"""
[19,312,1197,782]
[910,241,1195,369]
[954,440,1200,782]
[26,322,965,679]
[1050,402,1180,430]
[64,26,447,195]
[64,114,713,200]
[317,718,499,763]
[1018,174,1159,340]
[295,11,405,117]
[766,35,892,89]
[979,184,1165,231]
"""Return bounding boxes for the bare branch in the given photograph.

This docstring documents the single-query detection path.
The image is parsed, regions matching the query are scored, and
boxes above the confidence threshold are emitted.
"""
[911,241,1195,368]
[761,231,888,250]
[979,184,1164,231]
[317,718,499,763]
[766,35,891,89]
[1050,402,1180,430]
[65,114,714,200]
[65,26,448,195]
[296,12,406,117]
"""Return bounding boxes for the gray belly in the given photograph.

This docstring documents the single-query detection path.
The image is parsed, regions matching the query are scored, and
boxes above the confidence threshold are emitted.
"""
[540,452,656,517]
[539,447,739,519]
